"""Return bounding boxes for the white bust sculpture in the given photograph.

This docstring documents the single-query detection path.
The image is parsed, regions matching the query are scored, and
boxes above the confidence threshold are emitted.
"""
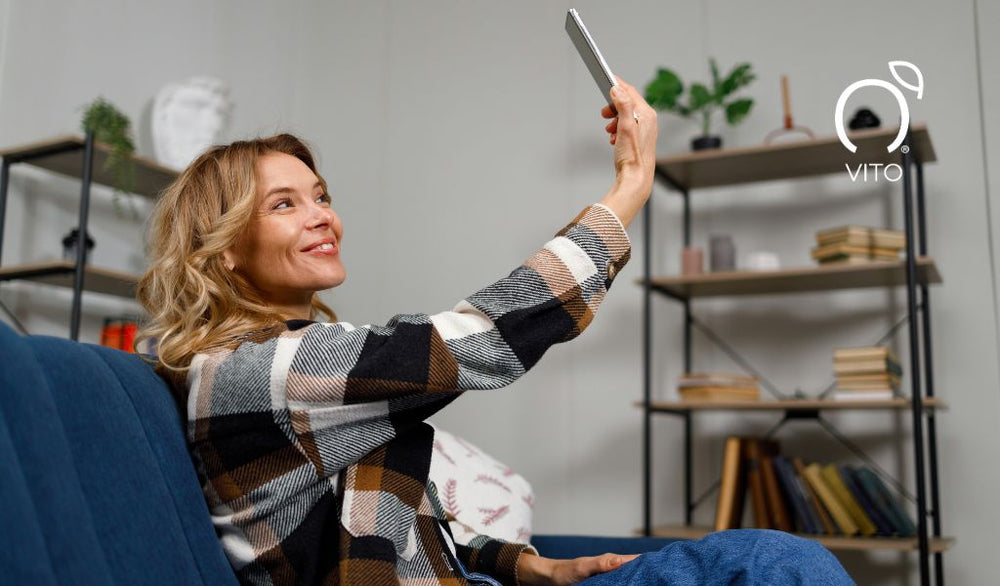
[152,76,234,170]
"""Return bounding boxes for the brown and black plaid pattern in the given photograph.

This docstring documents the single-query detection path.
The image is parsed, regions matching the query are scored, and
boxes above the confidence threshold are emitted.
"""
[185,204,631,585]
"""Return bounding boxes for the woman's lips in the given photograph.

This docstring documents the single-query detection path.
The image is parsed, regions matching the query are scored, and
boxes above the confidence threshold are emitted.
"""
[304,244,339,256]
[302,238,339,256]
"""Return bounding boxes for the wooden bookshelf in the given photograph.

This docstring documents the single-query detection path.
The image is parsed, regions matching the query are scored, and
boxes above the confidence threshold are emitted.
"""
[0,260,139,298]
[0,134,177,198]
[655,125,935,190]
[642,257,941,299]
[642,125,949,581]
[643,398,946,413]
[643,525,955,553]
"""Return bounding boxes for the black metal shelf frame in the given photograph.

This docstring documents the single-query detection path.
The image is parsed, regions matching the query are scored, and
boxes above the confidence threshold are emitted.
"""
[641,133,945,586]
[0,132,97,341]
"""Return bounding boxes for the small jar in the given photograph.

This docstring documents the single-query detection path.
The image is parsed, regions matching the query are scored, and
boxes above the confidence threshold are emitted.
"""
[682,247,704,275]
[709,235,735,272]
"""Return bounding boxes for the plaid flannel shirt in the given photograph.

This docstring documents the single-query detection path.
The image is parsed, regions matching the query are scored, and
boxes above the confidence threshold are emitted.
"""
[185,204,631,585]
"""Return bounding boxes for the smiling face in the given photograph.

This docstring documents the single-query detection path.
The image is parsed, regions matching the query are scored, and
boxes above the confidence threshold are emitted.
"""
[223,152,345,319]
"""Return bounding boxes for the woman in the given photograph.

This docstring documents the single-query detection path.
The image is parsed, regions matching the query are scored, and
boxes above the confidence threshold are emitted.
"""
[136,79,852,586]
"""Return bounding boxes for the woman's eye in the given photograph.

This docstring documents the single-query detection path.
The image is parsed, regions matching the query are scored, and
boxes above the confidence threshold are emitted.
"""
[317,193,331,204]
[273,199,291,210]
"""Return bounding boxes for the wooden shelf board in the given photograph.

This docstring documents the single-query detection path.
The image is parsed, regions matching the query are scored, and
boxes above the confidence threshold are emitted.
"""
[0,260,140,298]
[643,397,946,412]
[641,257,941,298]
[0,134,178,198]
[644,526,954,553]
[655,125,935,190]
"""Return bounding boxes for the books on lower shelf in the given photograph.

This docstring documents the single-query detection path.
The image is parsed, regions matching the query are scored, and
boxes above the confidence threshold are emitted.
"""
[678,373,761,402]
[714,437,917,537]
[813,226,905,265]
[832,345,902,401]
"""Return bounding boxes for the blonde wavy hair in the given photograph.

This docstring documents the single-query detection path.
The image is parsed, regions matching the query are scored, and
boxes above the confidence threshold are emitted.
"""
[135,134,336,395]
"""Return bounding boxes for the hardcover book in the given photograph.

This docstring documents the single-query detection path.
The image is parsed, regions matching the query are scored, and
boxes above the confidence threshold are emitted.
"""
[803,463,859,535]
[794,458,835,535]
[840,466,895,536]
[834,359,903,377]
[714,437,747,531]
[760,454,794,532]
[773,456,817,534]
[745,439,770,529]
[821,464,877,536]
[857,467,917,537]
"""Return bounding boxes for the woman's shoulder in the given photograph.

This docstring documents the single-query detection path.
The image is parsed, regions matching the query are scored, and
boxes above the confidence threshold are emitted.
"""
[189,319,350,371]
[183,320,357,413]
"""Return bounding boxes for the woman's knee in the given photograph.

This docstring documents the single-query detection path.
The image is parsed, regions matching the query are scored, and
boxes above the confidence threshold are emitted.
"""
[750,529,828,554]
[704,529,818,553]
[739,530,853,584]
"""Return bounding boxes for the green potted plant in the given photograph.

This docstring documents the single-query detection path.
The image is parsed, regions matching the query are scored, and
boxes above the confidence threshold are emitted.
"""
[644,58,756,151]
[80,97,139,219]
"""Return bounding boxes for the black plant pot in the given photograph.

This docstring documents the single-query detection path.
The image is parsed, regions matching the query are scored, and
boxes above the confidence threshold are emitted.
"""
[691,135,722,151]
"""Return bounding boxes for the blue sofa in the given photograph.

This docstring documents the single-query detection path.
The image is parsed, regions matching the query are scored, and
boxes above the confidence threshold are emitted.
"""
[0,320,675,584]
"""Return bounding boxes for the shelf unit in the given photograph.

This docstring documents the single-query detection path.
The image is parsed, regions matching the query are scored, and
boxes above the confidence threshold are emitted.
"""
[0,260,140,298]
[0,134,177,339]
[641,257,941,299]
[640,125,950,585]
[642,398,946,413]
[644,525,955,554]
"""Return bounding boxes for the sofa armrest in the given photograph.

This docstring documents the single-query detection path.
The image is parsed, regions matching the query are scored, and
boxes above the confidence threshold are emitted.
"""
[529,535,680,559]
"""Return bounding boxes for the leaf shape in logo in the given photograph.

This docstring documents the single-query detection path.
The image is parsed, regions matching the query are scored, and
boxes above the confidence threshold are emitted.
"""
[888,61,924,99]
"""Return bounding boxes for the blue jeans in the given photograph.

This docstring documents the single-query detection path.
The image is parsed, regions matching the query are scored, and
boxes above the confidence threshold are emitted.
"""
[577,530,855,585]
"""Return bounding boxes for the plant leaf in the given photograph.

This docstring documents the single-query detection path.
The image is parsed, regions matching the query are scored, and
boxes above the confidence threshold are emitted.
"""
[725,98,754,126]
[80,97,138,218]
[710,58,722,102]
[689,83,713,111]
[645,68,684,111]
[720,63,755,97]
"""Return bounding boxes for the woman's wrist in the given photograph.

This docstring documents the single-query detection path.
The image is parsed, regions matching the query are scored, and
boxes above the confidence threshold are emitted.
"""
[516,551,551,586]
[600,175,650,229]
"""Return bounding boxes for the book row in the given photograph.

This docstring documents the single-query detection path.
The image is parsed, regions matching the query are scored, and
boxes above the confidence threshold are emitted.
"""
[715,437,916,538]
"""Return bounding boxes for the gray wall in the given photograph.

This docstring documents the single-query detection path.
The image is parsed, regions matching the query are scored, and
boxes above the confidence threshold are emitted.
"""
[0,1,996,583]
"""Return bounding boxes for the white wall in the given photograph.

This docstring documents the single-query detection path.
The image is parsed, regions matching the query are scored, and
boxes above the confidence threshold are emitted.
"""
[0,0,10,114]
[0,1,996,583]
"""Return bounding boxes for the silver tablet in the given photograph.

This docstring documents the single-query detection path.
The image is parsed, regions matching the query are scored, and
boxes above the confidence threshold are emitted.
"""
[565,8,618,107]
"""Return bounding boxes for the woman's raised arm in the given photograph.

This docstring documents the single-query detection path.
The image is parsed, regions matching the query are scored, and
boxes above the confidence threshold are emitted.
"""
[186,79,657,477]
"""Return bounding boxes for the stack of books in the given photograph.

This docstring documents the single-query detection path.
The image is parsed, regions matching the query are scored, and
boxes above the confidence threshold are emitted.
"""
[714,437,917,538]
[677,373,760,402]
[832,346,902,401]
[812,226,906,265]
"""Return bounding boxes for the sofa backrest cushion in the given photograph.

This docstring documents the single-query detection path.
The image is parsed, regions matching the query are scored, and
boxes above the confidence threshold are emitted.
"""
[0,404,59,585]
[0,321,238,585]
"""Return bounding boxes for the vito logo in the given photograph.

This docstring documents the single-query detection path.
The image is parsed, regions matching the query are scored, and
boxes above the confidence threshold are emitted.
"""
[835,61,924,182]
